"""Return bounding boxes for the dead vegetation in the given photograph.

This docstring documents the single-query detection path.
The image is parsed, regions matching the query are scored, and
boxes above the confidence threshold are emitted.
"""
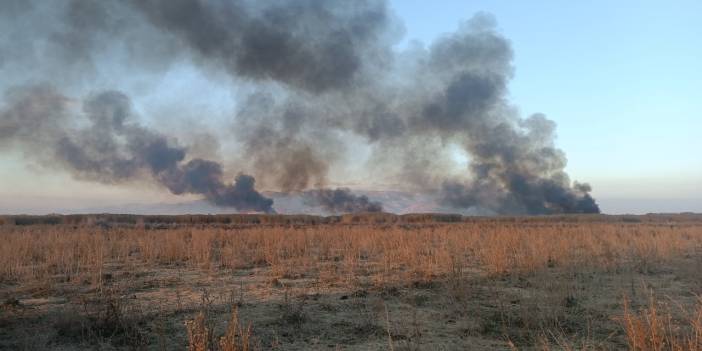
[0,214,701,350]
[617,293,702,351]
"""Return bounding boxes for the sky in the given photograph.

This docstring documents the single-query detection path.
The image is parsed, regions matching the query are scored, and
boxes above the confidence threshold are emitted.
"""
[0,0,700,214]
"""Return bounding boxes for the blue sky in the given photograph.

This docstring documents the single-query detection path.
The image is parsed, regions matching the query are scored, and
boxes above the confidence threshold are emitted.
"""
[390,0,701,204]
[1,1,700,214]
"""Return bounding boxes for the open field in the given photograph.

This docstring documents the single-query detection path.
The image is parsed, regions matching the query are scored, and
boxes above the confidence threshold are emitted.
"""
[1,214,701,350]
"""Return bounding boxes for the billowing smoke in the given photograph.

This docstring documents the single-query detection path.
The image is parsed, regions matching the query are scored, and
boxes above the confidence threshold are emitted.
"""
[305,188,383,214]
[439,114,600,214]
[0,1,599,215]
[0,86,273,213]
[129,0,394,94]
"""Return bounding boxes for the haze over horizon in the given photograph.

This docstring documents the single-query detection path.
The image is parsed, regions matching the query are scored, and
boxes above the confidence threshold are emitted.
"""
[1,0,700,215]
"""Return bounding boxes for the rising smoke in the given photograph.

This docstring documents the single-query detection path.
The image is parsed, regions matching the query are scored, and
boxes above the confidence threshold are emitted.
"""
[305,188,383,214]
[0,0,599,215]
[0,86,273,213]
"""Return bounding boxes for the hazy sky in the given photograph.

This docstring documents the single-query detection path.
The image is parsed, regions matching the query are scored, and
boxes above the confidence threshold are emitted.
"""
[1,1,700,214]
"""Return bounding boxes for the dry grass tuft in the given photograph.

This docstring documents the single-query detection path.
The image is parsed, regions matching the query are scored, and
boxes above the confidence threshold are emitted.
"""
[617,293,702,351]
[186,308,258,351]
[219,308,257,351]
[186,312,210,351]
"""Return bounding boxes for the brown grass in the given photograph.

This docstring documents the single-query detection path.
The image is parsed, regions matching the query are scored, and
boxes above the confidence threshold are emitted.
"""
[617,293,702,351]
[2,221,700,284]
[0,214,701,350]
[186,308,258,351]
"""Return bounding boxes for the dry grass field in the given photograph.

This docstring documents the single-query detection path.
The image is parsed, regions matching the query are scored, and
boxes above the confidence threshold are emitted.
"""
[1,213,701,350]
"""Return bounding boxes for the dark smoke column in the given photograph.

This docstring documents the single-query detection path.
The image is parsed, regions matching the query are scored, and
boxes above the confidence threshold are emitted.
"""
[304,188,383,214]
[415,15,601,215]
[160,159,274,213]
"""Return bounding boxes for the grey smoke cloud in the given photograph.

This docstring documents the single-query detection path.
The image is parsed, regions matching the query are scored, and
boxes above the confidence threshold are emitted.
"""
[305,188,383,214]
[0,1,599,215]
[0,86,273,213]
[233,92,332,193]
[129,0,394,93]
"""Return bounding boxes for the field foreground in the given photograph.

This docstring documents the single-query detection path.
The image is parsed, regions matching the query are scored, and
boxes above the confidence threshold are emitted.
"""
[1,213,701,350]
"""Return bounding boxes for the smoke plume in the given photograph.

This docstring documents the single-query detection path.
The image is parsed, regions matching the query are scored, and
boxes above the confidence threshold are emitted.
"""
[129,0,394,94]
[0,86,273,213]
[0,1,599,215]
[305,188,383,214]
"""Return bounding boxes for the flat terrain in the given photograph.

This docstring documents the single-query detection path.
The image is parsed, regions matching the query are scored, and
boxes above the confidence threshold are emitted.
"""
[1,214,701,350]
